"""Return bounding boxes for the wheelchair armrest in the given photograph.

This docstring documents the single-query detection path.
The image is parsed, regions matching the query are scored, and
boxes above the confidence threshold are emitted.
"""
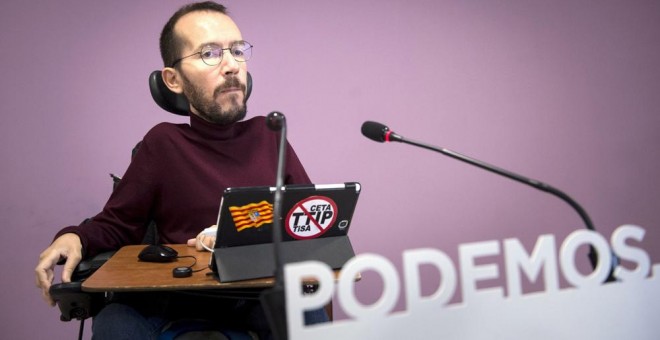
[50,251,116,321]
[49,282,105,321]
[70,251,116,282]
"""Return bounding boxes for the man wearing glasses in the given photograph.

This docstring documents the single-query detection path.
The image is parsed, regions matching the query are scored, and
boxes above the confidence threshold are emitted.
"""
[35,2,325,338]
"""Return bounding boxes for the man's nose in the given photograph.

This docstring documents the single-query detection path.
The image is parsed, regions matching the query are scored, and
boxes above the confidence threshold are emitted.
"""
[219,49,240,75]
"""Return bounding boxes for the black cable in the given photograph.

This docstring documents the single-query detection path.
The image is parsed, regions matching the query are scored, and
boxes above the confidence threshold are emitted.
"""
[78,318,84,340]
[176,255,207,273]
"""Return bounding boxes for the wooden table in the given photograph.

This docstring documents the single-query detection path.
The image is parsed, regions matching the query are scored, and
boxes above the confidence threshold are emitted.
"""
[81,244,353,318]
[82,244,277,292]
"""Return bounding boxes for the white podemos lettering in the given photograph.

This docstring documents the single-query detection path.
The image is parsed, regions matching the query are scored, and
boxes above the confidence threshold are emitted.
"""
[285,225,651,326]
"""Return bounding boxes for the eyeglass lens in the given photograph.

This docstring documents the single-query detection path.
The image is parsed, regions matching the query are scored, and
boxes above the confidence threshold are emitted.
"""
[200,41,252,66]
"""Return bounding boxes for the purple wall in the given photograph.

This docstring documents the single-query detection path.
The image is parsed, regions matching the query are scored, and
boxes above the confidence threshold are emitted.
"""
[2,0,659,338]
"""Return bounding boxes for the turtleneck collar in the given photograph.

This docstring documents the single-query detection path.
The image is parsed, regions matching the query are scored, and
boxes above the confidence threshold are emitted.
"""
[188,112,245,140]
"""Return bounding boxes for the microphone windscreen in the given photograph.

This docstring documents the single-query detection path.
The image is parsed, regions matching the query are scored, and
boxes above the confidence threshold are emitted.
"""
[266,111,286,131]
[361,121,389,142]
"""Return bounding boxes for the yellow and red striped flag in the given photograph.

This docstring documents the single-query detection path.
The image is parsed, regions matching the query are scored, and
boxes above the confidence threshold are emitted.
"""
[229,201,274,231]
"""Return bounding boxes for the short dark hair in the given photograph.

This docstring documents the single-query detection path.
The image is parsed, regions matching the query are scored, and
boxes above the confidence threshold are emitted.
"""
[160,1,229,67]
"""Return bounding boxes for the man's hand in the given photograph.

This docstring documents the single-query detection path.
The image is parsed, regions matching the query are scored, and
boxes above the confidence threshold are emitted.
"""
[35,233,82,306]
[187,225,217,251]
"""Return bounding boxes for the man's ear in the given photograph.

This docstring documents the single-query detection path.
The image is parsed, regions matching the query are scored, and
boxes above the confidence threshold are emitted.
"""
[162,67,183,94]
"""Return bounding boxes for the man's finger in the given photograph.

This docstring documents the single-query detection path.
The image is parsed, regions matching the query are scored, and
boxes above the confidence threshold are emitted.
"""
[60,256,79,283]
[35,268,51,289]
[195,235,206,251]
[35,253,56,289]
[36,264,56,306]
[41,287,55,306]
[204,237,215,248]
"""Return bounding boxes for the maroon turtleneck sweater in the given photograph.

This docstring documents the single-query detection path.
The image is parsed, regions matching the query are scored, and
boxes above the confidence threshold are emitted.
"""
[56,114,311,258]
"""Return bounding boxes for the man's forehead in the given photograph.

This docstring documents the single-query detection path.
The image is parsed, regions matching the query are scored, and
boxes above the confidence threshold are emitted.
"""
[175,10,242,51]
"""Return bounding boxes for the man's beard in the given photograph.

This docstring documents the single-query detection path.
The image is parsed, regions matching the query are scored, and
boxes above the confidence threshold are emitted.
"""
[181,74,247,125]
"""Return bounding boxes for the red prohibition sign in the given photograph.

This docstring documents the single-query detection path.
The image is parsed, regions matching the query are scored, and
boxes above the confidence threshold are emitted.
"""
[285,196,338,240]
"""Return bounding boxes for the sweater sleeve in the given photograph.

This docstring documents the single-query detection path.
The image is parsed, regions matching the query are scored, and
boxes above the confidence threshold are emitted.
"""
[54,136,159,258]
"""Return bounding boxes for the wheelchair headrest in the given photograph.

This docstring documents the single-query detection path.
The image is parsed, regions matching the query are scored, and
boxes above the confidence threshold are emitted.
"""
[148,71,253,116]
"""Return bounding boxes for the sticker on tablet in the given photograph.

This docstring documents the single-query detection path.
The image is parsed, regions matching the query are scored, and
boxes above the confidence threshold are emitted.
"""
[229,201,273,231]
[285,196,337,240]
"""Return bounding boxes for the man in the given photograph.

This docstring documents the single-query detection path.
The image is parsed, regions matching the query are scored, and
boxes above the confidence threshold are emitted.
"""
[35,2,324,338]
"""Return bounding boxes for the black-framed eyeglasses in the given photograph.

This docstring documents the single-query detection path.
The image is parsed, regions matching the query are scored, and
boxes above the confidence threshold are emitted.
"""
[170,40,253,68]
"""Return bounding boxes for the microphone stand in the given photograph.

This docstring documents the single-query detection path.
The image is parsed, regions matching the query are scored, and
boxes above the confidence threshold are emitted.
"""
[370,125,617,282]
[260,112,289,340]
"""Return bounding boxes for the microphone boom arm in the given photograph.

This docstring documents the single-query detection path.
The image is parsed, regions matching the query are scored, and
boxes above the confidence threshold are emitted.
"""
[272,124,287,285]
[362,119,615,281]
[398,135,616,277]
[261,111,289,340]
[401,136,596,231]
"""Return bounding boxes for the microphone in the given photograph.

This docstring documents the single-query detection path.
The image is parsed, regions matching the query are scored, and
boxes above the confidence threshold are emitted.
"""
[266,111,286,131]
[361,121,402,142]
[361,120,618,280]
[261,111,288,340]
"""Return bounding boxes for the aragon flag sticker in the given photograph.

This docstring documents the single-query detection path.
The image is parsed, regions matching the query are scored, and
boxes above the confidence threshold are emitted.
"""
[285,196,337,240]
[229,200,274,232]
